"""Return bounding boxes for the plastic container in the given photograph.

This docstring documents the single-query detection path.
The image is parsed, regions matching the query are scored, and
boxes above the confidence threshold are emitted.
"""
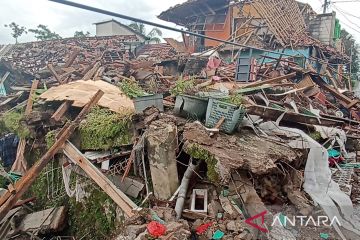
[133,94,163,113]
[205,99,245,134]
[174,95,208,120]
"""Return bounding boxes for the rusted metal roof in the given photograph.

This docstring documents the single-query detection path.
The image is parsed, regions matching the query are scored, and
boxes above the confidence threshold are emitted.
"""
[158,0,230,26]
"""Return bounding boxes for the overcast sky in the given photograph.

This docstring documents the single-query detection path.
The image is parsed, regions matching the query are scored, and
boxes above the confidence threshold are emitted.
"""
[0,0,359,45]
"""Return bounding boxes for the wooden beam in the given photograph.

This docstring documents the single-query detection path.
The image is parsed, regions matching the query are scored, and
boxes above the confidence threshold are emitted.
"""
[82,61,101,80]
[63,141,137,217]
[51,101,71,122]
[319,83,358,108]
[0,90,104,220]
[64,49,80,68]
[241,72,296,89]
[11,80,40,174]
[0,72,10,85]
[47,64,62,83]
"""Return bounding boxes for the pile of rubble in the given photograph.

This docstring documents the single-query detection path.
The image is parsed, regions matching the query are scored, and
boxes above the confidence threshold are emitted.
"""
[0,0,359,239]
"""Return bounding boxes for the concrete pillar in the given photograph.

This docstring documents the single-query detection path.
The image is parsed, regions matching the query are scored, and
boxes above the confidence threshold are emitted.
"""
[146,119,179,200]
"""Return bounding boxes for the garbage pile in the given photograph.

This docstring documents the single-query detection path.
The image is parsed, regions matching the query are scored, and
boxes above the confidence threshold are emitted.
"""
[0,11,359,240]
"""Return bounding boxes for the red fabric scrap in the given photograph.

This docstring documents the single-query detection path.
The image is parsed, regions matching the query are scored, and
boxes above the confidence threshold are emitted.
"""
[328,156,344,167]
[147,221,166,237]
[196,222,213,235]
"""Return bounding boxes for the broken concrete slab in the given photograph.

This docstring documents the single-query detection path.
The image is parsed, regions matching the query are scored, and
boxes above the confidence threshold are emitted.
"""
[17,206,66,234]
[146,117,179,200]
[183,122,304,182]
[107,174,145,198]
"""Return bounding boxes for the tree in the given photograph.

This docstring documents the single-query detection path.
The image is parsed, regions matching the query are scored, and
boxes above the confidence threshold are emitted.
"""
[128,22,162,43]
[28,25,61,41]
[341,29,359,77]
[4,22,27,44]
[74,31,91,38]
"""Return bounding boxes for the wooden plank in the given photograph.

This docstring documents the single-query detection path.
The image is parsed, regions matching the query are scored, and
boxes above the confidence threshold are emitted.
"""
[242,72,296,89]
[325,68,340,90]
[214,116,225,129]
[25,80,39,115]
[0,90,104,220]
[63,141,137,217]
[51,101,71,122]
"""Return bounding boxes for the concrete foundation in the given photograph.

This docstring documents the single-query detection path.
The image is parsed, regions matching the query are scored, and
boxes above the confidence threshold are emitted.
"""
[146,118,179,200]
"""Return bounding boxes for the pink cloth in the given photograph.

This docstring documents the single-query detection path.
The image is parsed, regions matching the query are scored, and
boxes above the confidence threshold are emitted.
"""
[207,57,221,70]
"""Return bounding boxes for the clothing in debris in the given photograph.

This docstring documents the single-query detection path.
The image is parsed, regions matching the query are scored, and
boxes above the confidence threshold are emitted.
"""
[0,134,19,168]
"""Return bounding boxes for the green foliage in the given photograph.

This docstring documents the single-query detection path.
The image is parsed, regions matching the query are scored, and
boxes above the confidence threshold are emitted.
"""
[32,85,48,103]
[309,131,322,142]
[4,22,27,43]
[27,158,118,239]
[170,77,195,96]
[0,175,8,188]
[186,143,220,182]
[128,22,162,43]
[45,130,57,149]
[29,24,61,41]
[79,107,133,150]
[74,30,90,38]
[221,94,244,106]
[119,78,148,99]
[68,186,117,239]
[2,110,30,138]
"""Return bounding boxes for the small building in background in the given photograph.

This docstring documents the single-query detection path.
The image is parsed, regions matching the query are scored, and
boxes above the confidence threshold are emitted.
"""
[94,19,147,42]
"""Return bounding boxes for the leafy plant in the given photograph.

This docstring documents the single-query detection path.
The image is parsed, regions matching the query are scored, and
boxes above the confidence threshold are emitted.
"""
[170,77,195,96]
[29,24,61,41]
[4,22,27,43]
[2,110,30,138]
[74,30,90,38]
[68,185,117,239]
[221,94,244,106]
[79,107,133,150]
[128,22,162,43]
[45,130,57,149]
[186,143,219,182]
[309,131,322,141]
[119,78,148,99]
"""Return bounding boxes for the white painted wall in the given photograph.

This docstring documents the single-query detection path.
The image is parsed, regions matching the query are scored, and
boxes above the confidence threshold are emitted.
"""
[95,21,146,42]
[96,22,113,37]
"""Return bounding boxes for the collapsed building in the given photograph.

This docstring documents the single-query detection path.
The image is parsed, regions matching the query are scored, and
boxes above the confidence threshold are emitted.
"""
[0,0,360,239]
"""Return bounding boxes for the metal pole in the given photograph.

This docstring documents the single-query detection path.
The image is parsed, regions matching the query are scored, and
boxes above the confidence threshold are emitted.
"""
[323,0,329,13]
[350,44,353,76]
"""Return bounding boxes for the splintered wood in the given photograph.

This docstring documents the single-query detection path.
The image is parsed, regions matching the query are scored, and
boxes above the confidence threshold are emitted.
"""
[0,90,104,220]
[63,141,137,217]
[11,79,40,174]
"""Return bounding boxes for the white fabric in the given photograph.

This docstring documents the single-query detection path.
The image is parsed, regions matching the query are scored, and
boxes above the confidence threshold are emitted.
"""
[62,164,86,202]
[259,122,360,239]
